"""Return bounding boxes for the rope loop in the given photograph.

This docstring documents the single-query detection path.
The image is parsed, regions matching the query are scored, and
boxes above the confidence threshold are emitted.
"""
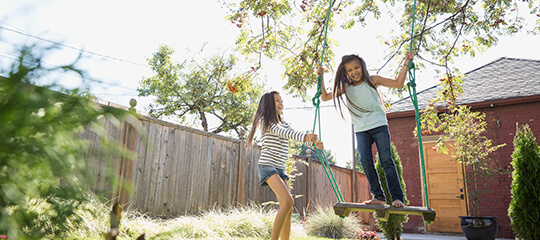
[312,75,323,107]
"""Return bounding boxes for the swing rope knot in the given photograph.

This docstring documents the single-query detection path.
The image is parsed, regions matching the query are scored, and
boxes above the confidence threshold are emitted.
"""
[312,75,323,107]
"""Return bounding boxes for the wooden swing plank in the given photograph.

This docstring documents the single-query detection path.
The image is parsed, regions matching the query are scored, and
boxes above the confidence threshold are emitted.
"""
[334,202,436,222]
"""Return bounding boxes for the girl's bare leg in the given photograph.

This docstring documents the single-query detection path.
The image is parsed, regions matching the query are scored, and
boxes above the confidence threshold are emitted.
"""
[279,178,293,240]
[266,174,294,240]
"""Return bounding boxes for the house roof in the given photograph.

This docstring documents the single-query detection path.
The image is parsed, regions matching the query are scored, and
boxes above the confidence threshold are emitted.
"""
[388,57,540,114]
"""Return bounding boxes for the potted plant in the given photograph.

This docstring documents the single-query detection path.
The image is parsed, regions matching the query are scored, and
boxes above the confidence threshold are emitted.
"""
[420,74,505,240]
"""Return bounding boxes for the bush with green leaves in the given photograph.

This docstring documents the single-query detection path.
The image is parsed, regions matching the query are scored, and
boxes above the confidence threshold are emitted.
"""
[305,205,361,239]
[508,124,540,240]
[375,142,408,240]
[0,45,125,239]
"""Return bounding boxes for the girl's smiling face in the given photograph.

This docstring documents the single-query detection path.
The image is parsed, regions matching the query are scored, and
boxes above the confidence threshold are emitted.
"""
[344,59,363,82]
[273,92,283,115]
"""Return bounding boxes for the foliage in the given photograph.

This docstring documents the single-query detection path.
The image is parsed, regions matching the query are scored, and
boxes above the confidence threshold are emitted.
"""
[346,150,363,173]
[222,0,337,99]
[359,230,381,240]
[221,0,540,98]
[289,137,335,165]
[61,200,313,240]
[304,205,361,239]
[420,73,505,216]
[0,45,126,239]
[284,155,309,202]
[508,124,540,240]
[374,143,408,240]
[137,45,264,138]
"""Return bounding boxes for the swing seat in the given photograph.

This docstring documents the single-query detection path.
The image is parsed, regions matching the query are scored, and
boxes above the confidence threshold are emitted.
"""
[334,202,436,222]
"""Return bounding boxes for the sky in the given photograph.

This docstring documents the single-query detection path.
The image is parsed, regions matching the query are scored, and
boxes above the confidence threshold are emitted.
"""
[1,0,540,167]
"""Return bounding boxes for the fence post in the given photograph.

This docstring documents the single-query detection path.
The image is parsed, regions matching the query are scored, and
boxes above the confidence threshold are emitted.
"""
[306,150,312,213]
[117,99,138,204]
[236,129,246,205]
[351,123,357,203]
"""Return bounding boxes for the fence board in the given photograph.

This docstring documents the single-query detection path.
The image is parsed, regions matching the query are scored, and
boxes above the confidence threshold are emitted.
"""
[242,146,259,204]
[80,124,99,190]
[189,133,204,213]
[210,138,222,206]
[178,129,196,214]
[164,128,181,216]
[157,127,176,215]
[355,171,372,223]
[226,140,237,205]
[110,117,124,200]
[290,157,309,217]
[147,122,164,213]
[153,126,166,214]
[130,120,150,212]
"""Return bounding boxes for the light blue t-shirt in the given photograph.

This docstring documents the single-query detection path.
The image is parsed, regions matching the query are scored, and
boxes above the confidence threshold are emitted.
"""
[345,80,388,132]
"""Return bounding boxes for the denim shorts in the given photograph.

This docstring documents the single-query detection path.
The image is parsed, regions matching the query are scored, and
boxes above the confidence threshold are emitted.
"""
[258,165,289,186]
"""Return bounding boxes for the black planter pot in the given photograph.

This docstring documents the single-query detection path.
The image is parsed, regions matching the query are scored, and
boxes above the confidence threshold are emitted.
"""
[459,216,498,240]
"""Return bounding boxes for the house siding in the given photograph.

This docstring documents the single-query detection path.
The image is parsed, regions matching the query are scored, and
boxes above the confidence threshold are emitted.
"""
[388,100,540,238]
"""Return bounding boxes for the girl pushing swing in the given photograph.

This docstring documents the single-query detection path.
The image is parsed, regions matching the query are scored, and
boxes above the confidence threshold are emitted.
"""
[247,91,324,240]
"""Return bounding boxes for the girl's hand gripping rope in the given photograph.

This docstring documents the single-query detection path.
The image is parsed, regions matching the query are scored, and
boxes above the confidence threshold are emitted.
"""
[305,133,324,150]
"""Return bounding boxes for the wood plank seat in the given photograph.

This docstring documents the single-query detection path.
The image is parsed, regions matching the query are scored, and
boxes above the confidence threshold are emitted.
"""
[334,202,436,222]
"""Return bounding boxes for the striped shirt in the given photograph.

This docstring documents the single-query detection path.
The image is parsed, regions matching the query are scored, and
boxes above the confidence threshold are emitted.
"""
[258,120,307,169]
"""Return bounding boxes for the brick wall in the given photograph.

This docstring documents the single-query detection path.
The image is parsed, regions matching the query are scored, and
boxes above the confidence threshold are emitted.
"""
[387,100,540,238]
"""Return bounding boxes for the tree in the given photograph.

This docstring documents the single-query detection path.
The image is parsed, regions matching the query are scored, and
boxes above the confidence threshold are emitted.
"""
[137,45,264,137]
[420,73,505,216]
[221,0,539,98]
[0,45,126,239]
[345,150,363,173]
[508,124,540,240]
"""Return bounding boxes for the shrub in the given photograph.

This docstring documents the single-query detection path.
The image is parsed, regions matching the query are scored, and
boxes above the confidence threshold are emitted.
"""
[305,205,361,239]
[508,124,540,240]
[359,230,381,240]
[375,142,408,240]
[0,45,125,239]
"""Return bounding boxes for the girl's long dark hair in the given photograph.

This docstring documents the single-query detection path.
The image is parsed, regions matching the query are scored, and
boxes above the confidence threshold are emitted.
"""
[333,54,378,119]
[247,91,281,146]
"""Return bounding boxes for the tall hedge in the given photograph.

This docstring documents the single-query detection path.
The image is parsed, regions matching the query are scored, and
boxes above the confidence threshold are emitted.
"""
[375,142,408,240]
[508,124,540,240]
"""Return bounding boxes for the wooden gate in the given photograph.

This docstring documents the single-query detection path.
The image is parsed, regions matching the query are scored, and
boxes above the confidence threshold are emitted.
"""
[423,141,468,233]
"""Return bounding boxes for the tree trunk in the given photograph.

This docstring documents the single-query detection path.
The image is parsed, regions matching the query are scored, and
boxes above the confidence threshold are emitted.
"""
[199,110,208,132]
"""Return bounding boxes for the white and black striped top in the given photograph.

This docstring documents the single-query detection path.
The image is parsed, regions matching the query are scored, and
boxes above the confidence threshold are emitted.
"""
[258,120,307,169]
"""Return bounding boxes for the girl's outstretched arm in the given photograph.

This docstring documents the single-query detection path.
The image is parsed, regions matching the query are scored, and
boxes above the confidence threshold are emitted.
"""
[372,51,414,89]
[269,123,320,144]
[317,66,335,101]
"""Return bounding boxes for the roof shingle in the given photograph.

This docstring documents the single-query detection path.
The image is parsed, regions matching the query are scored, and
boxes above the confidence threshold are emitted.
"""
[388,57,540,113]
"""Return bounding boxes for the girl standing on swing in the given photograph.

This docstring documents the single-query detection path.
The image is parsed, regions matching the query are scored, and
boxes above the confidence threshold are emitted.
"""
[318,52,414,208]
[247,91,324,240]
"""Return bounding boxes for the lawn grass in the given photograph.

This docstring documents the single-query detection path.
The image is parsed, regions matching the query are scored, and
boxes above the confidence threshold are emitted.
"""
[58,199,369,240]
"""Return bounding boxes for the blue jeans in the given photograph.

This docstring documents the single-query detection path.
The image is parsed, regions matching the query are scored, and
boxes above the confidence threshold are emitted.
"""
[356,125,404,202]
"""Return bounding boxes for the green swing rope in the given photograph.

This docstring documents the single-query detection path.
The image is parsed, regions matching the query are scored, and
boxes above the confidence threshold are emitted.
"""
[405,0,431,211]
[311,0,344,203]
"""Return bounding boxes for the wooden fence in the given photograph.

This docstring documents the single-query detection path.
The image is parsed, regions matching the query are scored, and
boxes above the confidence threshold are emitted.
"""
[80,111,370,222]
